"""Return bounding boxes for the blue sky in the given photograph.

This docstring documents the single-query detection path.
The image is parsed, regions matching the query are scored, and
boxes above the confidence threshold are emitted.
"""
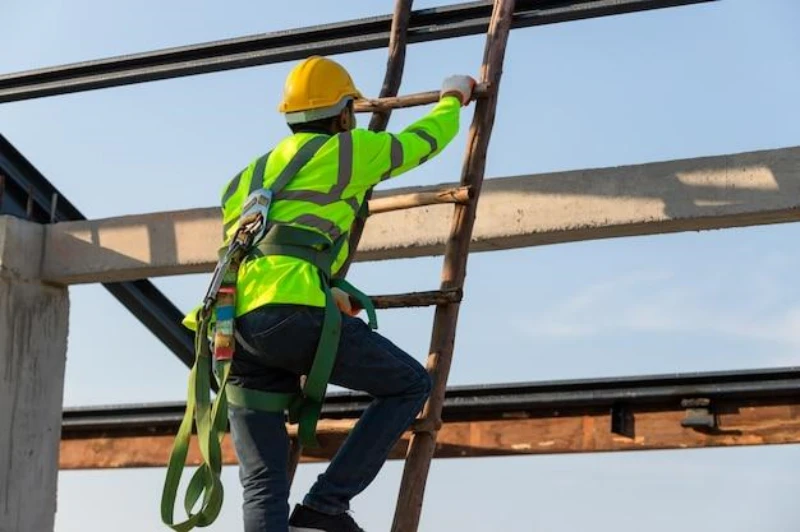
[2,0,800,530]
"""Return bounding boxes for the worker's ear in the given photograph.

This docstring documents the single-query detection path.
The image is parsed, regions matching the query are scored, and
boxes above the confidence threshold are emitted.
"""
[338,104,356,131]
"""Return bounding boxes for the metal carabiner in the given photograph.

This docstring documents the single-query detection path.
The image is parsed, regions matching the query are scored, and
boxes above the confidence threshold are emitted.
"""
[202,189,274,312]
[239,189,273,245]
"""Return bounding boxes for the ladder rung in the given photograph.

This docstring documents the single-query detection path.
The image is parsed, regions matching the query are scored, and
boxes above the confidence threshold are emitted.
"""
[370,288,462,309]
[354,82,490,114]
[411,416,442,434]
[368,185,472,215]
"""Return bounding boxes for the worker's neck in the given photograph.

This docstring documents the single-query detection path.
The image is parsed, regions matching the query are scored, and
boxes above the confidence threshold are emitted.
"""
[292,125,338,136]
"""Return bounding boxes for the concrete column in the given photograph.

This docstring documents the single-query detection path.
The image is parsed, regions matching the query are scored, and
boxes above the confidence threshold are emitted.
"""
[0,216,69,532]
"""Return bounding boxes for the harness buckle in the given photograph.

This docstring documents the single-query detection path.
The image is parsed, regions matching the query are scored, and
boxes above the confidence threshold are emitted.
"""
[202,189,274,313]
[240,188,273,245]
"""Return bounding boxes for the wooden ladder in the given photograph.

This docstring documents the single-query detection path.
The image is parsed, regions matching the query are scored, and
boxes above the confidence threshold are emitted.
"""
[288,1,516,530]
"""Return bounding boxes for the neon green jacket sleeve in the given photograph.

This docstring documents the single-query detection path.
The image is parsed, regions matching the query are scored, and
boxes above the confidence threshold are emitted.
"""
[348,95,462,191]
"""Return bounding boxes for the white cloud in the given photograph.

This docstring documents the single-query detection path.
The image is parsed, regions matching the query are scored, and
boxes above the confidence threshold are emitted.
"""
[513,268,800,348]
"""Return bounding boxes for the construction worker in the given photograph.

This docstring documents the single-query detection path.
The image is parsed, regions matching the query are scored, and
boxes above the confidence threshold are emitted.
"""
[212,56,475,532]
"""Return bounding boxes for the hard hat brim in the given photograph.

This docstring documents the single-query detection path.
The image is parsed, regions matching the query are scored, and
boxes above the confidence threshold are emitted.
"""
[284,95,358,124]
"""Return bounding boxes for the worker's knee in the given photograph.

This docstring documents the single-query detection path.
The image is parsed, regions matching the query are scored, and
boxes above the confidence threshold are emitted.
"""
[376,349,431,401]
[421,368,433,397]
[408,361,433,400]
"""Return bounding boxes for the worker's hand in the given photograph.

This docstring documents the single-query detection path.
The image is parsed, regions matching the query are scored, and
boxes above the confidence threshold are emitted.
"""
[440,75,476,106]
[332,287,361,316]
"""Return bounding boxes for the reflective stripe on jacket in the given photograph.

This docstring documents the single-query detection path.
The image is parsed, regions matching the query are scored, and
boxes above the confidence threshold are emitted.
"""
[182,95,462,329]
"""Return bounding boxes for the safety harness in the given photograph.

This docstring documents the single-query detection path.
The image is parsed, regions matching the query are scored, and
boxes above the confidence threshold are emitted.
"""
[160,137,377,531]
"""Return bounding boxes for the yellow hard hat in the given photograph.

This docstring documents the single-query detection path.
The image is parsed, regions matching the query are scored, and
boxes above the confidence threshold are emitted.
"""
[278,56,363,124]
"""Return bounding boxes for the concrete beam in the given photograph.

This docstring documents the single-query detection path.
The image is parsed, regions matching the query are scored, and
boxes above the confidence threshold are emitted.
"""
[0,216,69,532]
[42,145,800,285]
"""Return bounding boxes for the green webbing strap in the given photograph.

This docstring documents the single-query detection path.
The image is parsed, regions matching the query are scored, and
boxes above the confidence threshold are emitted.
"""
[293,276,342,447]
[331,277,378,330]
[356,197,370,220]
[161,133,370,528]
[285,239,378,447]
[286,276,378,447]
[225,383,296,412]
[231,230,356,448]
[248,225,337,277]
[221,284,338,451]
[181,356,229,525]
[160,228,381,527]
[160,314,229,531]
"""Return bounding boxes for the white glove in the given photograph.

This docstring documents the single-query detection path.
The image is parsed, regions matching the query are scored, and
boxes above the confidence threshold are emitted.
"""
[332,287,360,316]
[440,75,476,106]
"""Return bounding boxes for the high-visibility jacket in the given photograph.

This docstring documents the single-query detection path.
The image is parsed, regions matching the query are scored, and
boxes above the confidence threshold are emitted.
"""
[183,95,462,328]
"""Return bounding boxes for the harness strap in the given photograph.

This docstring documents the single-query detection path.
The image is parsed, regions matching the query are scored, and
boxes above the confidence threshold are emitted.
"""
[247,224,339,278]
[225,381,297,412]
[160,133,377,531]
[294,275,340,445]
[160,314,227,531]
[233,226,355,448]
[331,277,378,329]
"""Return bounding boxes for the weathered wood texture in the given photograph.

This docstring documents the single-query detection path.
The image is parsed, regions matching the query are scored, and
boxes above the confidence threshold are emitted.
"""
[371,288,462,309]
[354,83,490,114]
[288,0,415,488]
[366,0,413,132]
[0,218,69,532]
[58,400,800,470]
[288,0,413,486]
[391,1,516,530]
[367,185,471,214]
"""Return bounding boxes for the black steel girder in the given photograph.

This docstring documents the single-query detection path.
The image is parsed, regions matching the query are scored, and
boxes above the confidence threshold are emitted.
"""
[0,0,716,104]
[0,134,196,368]
[0,0,717,372]
[62,365,800,434]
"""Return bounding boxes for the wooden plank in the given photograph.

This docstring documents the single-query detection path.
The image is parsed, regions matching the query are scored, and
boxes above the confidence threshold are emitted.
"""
[371,288,461,309]
[391,1,516,530]
[367,185,471,214]
[58,400,800,470]
[353,84,489,114]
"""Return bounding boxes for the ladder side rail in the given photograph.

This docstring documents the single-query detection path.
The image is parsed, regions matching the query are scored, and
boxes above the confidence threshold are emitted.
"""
[288,0,415,485]
[390,1,517,530]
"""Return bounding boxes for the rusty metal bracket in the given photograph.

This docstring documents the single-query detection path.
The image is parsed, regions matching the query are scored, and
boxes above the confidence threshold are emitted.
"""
[681,398,716,429]
[610,402,635,438]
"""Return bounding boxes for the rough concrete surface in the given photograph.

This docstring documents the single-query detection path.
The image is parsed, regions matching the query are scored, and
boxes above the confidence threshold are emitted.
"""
[41,145,800,285]
[0,217,69,532]
[0,216,45,281]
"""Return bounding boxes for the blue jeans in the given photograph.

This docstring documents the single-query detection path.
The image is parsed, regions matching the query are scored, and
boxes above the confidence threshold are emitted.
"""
[227,304,432,532]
